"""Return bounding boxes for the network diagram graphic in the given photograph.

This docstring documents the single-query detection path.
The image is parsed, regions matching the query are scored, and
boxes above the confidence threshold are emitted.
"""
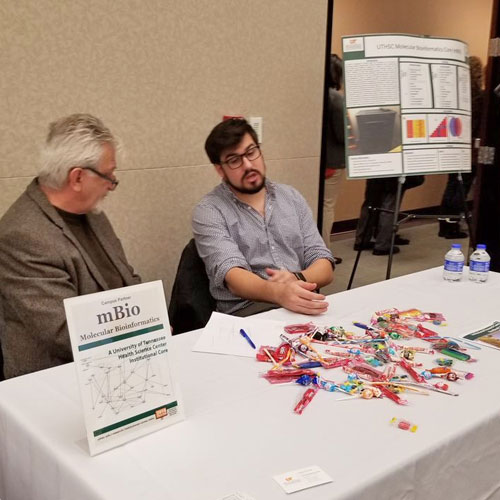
[80,355,171,418]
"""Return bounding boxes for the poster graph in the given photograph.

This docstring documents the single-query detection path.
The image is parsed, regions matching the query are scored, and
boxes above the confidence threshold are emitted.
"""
[406,119,426,138]
[430,117,447,138]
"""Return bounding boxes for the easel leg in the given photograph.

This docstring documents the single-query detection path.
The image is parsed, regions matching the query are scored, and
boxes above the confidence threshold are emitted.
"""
[457,172,474,252]
[347,206,377,290]
[385,176,405,280]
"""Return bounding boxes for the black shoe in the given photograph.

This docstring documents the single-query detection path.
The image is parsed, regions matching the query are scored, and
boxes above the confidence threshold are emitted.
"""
[394,235,410,245]
[439,220,467,239]
[353,241,375,251]
[373,246,400,256]
[438,219,455,237]
[438,220,447,237]
[333,256,343,265]
[445,231,468,239]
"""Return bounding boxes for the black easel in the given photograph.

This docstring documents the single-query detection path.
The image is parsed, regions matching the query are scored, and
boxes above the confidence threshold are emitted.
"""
[456,172,474,246]
[347,173,473,290]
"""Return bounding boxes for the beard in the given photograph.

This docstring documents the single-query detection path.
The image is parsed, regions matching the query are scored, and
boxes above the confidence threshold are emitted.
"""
[90,196,108,215]
[90,204,103,215]
[225,169,266,195]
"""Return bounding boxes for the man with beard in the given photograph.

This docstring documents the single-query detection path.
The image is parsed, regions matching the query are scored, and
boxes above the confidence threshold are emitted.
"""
[0,114,141,378]
[193,118,334,317]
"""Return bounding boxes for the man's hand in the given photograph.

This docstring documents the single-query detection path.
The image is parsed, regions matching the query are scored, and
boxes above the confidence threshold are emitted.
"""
[273,280,328,315]
[225,267,329,316]
[265,268,296,284]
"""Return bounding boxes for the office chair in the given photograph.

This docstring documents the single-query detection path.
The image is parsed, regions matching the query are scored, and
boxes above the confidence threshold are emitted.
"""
[168,239,216,335]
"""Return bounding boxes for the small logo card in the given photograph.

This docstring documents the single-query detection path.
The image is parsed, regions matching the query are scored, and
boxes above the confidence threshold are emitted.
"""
[343,36,364,53]
[273,465,333,494]
[216,492,257,500]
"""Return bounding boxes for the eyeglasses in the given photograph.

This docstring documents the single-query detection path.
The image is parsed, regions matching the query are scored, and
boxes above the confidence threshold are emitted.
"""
[221,145,262,170]
[73,167,119,189]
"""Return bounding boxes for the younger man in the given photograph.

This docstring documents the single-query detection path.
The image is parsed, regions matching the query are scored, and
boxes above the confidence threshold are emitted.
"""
[193,118,334,316]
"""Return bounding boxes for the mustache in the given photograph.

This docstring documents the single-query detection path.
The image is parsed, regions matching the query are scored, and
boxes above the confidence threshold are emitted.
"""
[243,169,261,180]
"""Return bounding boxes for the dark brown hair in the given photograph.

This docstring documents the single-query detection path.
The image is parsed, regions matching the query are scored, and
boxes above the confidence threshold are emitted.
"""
[205,118,259,164]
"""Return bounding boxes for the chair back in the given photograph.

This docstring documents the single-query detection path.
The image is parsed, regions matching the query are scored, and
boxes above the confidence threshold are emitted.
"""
[169,239,216,335]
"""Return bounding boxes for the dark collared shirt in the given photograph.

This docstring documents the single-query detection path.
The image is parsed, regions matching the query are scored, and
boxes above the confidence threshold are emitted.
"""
[192,180,334,313]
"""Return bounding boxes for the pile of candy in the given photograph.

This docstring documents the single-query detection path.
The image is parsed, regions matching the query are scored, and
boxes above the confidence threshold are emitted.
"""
[257,308,477,417]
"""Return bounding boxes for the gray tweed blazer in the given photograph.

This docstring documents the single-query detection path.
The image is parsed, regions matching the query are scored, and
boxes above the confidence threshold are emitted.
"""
[0,179,141,378]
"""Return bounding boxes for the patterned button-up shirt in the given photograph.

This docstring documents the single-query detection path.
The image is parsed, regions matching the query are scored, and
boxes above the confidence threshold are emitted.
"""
[192,180,334,314]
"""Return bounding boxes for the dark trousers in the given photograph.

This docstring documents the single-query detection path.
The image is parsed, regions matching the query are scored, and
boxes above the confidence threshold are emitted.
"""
[440,172,474,216]
[355,176,424,250]
[232,301,279,317]
[355,178,400,251]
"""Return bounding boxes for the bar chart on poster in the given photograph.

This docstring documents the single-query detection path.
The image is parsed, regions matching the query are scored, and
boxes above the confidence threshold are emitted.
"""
[342,34,472,179]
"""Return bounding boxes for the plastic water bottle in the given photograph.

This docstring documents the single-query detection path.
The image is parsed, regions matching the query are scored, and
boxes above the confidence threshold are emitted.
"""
[469,244,490,283]
[443,243,465,282]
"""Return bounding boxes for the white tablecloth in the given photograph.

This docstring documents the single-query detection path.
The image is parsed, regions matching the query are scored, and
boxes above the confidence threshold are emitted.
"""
[1,267,500,500]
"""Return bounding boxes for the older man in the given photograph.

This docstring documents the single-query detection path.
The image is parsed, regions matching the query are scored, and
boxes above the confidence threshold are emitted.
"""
[193,118,335,317]
[0,114,141,378]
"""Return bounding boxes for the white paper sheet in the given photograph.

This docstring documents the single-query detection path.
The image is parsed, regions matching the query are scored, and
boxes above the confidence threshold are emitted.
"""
[192,312,286,357]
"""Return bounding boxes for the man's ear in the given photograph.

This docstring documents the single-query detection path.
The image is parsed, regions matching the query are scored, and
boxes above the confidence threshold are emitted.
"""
[67,167,84,192]
[214,164,225,179]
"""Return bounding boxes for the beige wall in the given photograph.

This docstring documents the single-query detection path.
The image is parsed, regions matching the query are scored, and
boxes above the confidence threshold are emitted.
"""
[332,0,493,222]
[0,1,329,300]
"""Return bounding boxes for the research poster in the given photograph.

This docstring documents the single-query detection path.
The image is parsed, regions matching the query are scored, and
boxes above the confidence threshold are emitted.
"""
[342,34,472,179]
[64,281,183,455]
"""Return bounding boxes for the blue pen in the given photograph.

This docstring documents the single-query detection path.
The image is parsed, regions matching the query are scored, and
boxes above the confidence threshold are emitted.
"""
[296,361,322,369]
[353,322,375,331]
[239,328,256,349]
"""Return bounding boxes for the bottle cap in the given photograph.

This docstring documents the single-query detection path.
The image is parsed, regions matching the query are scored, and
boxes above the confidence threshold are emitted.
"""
[477,244,486,250]
[451,243,462,249]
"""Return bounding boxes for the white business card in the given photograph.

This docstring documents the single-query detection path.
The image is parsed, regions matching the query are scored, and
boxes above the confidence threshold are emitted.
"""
[216,492,257,500]
[273,465,333,494]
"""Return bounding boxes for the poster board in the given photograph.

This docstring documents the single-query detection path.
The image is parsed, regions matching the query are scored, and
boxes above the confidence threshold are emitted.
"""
[342,34,472,179]
[64,280,183,455]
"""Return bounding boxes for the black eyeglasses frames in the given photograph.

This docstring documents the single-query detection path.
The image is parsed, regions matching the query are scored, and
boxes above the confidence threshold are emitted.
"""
[221,145,262,170]
[71,166,119,189]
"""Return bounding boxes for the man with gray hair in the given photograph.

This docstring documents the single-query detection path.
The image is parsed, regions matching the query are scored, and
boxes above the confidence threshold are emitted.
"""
[0,114,141,378]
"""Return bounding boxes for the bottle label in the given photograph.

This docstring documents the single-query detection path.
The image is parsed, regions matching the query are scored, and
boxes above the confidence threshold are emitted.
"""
[470,260,490,272]
[444,259,464,272]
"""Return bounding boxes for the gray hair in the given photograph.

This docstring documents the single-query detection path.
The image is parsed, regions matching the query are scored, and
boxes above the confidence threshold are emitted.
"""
[38,113,116,189]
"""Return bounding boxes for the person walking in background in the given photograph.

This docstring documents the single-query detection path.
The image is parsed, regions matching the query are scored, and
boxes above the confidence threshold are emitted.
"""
[322,54,345,265]
[438,56,484,239]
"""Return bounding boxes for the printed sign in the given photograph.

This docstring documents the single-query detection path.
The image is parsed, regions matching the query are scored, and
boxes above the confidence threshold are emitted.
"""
[64,281,183,455]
